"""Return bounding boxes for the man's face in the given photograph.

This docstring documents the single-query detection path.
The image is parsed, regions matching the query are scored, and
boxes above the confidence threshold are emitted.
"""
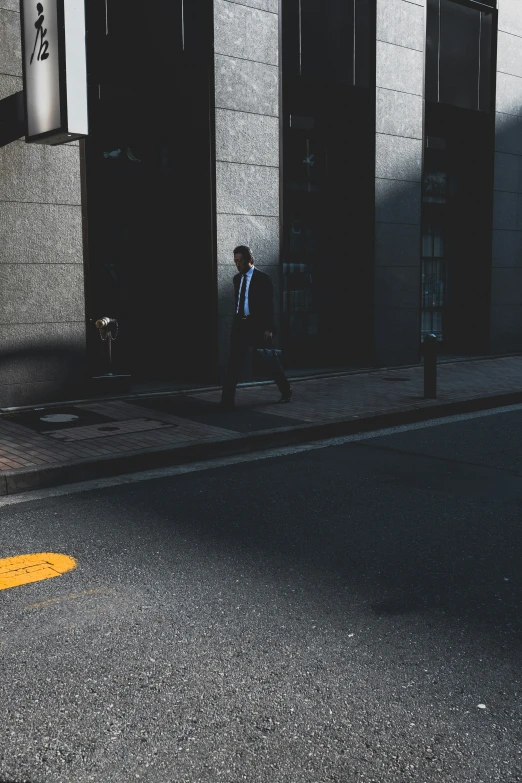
[234,253,253,275]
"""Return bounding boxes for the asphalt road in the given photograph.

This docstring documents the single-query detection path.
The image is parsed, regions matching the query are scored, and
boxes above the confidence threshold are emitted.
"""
[1,406,522,783]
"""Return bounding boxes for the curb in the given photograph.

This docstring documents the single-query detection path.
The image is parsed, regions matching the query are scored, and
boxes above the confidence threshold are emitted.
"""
[2,389,522,496]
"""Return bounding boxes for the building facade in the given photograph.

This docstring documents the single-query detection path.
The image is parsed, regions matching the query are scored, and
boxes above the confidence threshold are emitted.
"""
[0,0,521,407]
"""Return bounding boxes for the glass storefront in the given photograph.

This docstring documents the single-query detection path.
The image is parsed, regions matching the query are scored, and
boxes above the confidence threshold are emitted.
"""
[83,0,216,384]
[422,0,496,353]
[282,0,374,369]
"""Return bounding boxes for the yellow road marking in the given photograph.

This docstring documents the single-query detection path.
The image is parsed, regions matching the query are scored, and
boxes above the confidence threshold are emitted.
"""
[0,553,77,591]
[24,587,108,610]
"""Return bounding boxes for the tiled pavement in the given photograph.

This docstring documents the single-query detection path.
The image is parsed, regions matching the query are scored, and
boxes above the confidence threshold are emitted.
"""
[0,354,522,491]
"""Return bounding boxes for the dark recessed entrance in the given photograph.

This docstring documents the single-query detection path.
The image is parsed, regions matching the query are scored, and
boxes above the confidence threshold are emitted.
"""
[82,0,216,387]
[282,0,375,370]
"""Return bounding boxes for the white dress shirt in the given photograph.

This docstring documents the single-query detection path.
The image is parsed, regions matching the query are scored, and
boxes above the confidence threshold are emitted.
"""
[237,265,255,316]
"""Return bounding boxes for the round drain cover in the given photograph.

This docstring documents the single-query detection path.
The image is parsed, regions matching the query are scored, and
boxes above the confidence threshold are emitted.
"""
[40,414,80,423]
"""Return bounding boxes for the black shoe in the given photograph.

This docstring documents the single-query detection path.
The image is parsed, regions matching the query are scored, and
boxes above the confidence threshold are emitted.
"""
[278,389,292,403]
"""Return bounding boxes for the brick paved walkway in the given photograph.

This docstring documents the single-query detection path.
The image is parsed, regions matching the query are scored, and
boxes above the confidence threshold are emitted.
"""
[0,355,520,479]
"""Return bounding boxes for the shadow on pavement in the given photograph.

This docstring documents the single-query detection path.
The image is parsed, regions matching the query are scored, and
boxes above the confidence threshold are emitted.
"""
[116,441,522,648]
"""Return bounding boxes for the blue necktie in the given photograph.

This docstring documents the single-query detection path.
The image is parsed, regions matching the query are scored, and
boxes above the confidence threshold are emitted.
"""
[238,275,247,316]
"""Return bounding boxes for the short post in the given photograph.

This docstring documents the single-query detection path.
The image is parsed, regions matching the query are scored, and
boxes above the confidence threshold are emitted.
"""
[91,317,131,392]
[95,317,118,376]
[106,331,113,371]
[423,333,438,399]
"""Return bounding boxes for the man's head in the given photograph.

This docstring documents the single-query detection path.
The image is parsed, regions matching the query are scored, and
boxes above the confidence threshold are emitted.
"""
[233,245,255,275]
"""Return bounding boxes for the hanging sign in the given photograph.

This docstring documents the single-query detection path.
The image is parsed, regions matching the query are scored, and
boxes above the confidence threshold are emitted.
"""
[20,0,88,144]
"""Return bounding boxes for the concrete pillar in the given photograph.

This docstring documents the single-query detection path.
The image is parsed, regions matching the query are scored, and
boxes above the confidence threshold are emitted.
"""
[213,0,281,378]
[0,2,85,407]
[373,0,426,367]
[490,0,522,353]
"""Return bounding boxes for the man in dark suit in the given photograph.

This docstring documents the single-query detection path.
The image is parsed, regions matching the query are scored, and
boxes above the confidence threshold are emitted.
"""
[220,245,292,410]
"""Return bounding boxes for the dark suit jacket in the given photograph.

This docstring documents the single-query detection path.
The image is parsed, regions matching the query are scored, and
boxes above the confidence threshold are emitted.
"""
[233,268,275,333]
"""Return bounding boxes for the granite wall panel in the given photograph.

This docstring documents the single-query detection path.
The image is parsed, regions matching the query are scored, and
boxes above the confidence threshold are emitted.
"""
[0,73,21,101]
[374,266,420,310]
[215,109,279,167]
[0,8,22,77]
[491,267,522,306]
[216,161,279,217]
[375,179,422,226]
[495,112,522,156]
[497,30,522,79]
[491,0,522,354]
[496,71,522,117]
[226,0,278,12]
[216,214,280,267]
[376,0,425,52]
[0,6,86,406]
[0,264,85,324]
[215,54,279,116]
[0,322,86,386]
[498,1,522,37]
[375,223,422,267]
[374,309,422,367]
[376,40,424,97]
[376,89,423,140]
[492,229,522,266]
[494,151,519,193]
[375,135,423,182]
[214,0,278,65]
[214,0,280,377]
[490,305,522,353]
[373,0,426,367]
[0,202,83,265]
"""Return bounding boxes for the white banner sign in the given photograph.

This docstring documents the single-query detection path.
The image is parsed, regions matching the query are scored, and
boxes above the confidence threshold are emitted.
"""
[20,0,88,144]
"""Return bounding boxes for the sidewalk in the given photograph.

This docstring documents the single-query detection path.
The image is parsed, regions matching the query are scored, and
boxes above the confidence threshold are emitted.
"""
[0,354,521,495]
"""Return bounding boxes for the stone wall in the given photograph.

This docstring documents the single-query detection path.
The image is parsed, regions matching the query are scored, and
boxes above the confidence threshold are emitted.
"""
[214,0,280,377]
[490,0,522,354]
[0,2,85,407]
[373,0,426,367]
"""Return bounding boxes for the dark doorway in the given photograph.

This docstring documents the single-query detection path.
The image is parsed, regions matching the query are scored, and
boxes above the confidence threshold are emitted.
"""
[82,1,216,385]
[422,103,495,354]
[282,0,374,369]
[422,0,496,355]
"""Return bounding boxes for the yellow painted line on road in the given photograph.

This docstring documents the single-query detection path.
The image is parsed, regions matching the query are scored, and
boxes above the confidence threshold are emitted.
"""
[0,553,77,591]
[24,587,109,610]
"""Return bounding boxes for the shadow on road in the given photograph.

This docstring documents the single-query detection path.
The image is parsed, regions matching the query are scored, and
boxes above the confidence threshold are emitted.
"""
[88,438,522,656]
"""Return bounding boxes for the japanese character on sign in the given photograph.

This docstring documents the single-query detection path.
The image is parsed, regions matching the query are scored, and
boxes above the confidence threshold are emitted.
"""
[30,2,49,64]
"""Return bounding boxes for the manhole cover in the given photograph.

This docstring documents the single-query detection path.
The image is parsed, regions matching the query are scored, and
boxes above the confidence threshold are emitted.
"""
[40,414,80,423]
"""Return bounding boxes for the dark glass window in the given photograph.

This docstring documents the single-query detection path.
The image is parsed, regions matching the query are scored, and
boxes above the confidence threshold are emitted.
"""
[425,0,495,112]
[283,0,371,87]
[300,0,354,83]
[440,1,480,110]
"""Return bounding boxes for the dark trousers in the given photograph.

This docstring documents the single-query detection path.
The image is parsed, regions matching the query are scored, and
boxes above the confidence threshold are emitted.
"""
[221,317,290,403]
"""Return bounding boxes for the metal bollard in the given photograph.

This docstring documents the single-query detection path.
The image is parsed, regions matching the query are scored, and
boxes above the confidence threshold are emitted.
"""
[423,333,438,399]
[95,317,119,376]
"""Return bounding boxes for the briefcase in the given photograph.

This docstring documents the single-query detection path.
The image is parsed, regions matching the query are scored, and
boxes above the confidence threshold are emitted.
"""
[253,346,285,379]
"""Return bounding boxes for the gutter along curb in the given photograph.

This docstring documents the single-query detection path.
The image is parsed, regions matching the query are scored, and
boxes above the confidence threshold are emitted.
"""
[1,388,522,496]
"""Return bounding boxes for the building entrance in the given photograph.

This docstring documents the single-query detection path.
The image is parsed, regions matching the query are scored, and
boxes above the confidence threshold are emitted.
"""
[282,88,374,368]
[282,0,374,369]
[422,0,496,354]
[82,0,216,385]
